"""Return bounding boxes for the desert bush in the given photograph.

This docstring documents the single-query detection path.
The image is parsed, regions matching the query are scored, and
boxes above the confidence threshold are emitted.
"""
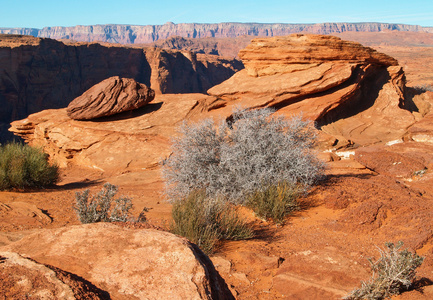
[162,107,324,204]
[171,189,254,254]
[74,183,133,224]
[0,142,59,190]
[345,241,424,300]
[246,181,301,224]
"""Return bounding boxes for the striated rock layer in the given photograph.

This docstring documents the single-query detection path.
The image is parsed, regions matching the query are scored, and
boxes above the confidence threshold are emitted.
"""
[8,34,424,172]
[67,76,155,120]
[1,22,432,44]
[207,34,414,145]
[0,34,242,141]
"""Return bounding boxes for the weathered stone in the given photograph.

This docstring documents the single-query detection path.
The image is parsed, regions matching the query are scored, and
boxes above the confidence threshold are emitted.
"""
[66,76,155,120]
[1,223,234,300]
[0,251,107,299]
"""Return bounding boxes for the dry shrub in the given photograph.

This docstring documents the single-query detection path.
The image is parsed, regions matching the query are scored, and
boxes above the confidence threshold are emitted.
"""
[345,241,424,300]
[246,181,301,224]
[171,190,254,254]
[74,183,134,224]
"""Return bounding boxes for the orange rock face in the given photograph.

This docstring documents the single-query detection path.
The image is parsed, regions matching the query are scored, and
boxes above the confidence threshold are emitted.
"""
[238,34,397,77]
[66,76,155,120]
[1,223,234,299]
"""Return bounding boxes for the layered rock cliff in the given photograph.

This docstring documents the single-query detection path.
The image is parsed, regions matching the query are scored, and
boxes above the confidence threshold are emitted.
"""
[1,22,432,45]
[0,34,242,141]
[10,34,428,173]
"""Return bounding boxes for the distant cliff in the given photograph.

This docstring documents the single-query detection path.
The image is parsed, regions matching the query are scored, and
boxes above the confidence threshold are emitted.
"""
[1,22,432,44]
[0,34,242,141]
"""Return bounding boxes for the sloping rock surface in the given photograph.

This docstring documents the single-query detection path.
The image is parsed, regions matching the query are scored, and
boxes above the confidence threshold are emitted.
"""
[0,34,242,141]
[1,223,234,300]
[67,76,155,120]
[0,251,107,299]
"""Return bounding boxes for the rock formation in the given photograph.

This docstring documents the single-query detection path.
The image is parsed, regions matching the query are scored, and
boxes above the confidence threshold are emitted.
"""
[1,223,234,299]
[0,34,242,141]
[5,33,433,300]
[10,93,217,172]
[67,76,155,120]
[0,251,107,299]
[207,34,415,145]
[9,34,425,171]
[1,22,432,44]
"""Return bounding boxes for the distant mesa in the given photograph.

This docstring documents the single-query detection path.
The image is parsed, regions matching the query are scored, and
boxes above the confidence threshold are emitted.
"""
[1,22,432,45]
[66,76,155,120]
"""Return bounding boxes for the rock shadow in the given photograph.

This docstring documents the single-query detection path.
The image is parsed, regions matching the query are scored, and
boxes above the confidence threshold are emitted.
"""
[48,179,104,192]
[315,65,391,129]
[82,102,164,123]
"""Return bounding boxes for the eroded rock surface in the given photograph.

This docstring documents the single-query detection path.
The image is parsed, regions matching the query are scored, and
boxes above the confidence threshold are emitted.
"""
[208,34,415,145]
[67,76,155,120]
[1,223,234,300]
[0,251,107,299]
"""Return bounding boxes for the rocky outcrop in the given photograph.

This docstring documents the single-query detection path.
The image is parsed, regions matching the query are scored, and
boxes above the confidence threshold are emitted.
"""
[1,223,234,300]
[8,34,424,171]
[67,76,155,120]
[0,34,242,141]
[10,93,217,172]
[207,34,415,145]
[1,22,432,44]
[0,251,107,299]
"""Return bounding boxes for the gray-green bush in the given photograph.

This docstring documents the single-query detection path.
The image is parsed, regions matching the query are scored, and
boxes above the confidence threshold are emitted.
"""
[162,107,324,204]
[0,142,59,190]
[345,241,424,300]
[74,183,133,224]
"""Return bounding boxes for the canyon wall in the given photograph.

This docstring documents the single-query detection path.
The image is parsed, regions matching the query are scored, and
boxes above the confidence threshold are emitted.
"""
[0,34,242,141]
[1,22,432,44]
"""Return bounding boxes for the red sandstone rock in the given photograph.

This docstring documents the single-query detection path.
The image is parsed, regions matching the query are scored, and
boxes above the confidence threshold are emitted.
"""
[1,223,234,299]
[238,34,397,77]
[0,251,106,299]
[66,76,155,120]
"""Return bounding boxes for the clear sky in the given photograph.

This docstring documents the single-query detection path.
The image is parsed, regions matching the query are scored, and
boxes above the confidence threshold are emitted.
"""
[1,0,433,28]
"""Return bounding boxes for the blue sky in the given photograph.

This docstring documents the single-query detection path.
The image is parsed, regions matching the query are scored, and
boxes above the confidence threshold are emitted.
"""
[1,0,432,28]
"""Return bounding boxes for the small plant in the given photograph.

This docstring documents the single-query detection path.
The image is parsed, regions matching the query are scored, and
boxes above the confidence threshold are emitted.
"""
[74,183,134,224]
[345,241,424,300]
[171,190,254,254]
[0,142,59,190]
[246,181,301,224]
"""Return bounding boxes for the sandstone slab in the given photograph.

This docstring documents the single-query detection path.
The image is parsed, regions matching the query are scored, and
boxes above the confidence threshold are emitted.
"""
[1,223,233,300]
[0,251,107,299]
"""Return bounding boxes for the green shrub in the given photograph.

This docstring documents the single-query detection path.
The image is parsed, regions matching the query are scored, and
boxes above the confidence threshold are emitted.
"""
[74,183,134,224]
[345,241,424,300]
[171,190,254,254]
[0,142,59,190]
[162,107,324,204]
[246,181,301,224]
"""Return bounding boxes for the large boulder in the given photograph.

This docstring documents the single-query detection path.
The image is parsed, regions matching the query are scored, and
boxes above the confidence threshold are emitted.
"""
[67,76,155,120]
[1,222,234,300]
